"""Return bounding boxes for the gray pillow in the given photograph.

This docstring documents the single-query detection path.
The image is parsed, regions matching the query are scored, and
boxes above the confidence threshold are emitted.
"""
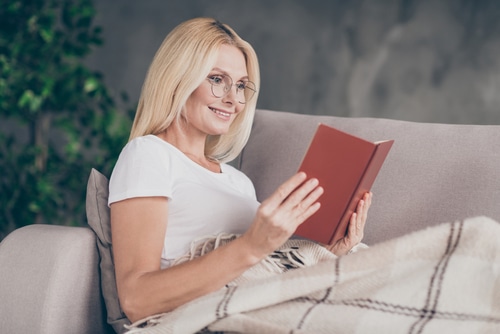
[86,168,130,333]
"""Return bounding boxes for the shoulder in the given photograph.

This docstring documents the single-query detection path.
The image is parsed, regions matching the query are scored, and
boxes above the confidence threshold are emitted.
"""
[117,135,186,168]
[121,135,171,157]
[114,135,190,177]
[109,136,184,204]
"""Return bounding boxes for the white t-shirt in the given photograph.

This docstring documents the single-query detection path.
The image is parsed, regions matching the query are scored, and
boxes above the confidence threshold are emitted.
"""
[108,135,260,268]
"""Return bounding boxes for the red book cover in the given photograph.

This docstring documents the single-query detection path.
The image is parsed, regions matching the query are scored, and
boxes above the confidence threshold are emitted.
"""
[294,123,394,245]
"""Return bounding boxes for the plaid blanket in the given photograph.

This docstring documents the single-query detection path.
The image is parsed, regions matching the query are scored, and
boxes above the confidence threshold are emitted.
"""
[126,216,500,334]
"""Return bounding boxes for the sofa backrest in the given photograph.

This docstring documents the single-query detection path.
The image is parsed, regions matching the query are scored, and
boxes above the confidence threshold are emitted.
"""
[238,109,500,245]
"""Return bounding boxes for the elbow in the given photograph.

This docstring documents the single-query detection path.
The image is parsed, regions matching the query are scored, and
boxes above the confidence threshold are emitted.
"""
[118,283,178,323]
[119,291,147,324]
[118,282,158,323]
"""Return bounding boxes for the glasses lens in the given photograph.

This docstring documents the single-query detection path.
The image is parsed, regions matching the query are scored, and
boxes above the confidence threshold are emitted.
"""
[239,81,256,104]
[209,75,231,98]
[208,75,256,104]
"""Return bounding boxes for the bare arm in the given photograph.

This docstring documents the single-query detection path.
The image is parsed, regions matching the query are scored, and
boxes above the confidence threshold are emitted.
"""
[111,172,323,323]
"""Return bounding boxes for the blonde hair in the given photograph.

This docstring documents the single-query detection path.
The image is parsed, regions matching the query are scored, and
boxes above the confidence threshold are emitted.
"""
[129,17,260,163]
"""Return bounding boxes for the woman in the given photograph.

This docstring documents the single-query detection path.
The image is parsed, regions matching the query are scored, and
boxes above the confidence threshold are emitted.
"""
[109,17,371,323]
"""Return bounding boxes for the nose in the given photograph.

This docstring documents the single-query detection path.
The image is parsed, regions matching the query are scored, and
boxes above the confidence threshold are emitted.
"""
[222,84,238,104]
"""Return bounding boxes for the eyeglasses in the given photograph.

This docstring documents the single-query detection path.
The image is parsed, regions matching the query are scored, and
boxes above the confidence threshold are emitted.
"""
[206,74,256,104]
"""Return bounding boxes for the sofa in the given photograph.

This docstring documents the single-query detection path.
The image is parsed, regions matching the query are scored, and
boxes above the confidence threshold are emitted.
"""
[1,109,499,334]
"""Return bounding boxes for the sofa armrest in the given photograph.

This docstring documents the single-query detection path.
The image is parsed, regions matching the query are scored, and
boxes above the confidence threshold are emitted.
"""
[0,224,113,334]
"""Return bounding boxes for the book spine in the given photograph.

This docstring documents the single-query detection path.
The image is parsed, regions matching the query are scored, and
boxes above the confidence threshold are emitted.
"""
[330,141,393,244]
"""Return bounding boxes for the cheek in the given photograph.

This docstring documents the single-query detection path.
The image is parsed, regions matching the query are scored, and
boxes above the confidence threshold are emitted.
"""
[185,85,212,107]
[194,84,214,102]
[236,104,246,114]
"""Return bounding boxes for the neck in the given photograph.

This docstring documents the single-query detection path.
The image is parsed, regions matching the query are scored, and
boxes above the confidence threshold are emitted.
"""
[158,120,205,153]
[183,152,221,173]
[156,126,221,173]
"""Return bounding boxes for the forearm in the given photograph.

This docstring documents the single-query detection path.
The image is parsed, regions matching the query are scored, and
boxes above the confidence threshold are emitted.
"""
[118,236,261,323]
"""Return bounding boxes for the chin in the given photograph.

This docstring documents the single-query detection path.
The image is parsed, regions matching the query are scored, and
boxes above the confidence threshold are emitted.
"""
[208,122,232,136]
[209,129,230,136]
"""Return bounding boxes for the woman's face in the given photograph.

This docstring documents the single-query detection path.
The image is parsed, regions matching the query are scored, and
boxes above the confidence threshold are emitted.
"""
[183,44,248,137]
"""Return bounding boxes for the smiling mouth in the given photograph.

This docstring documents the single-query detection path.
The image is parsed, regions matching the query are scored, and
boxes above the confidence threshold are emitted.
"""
[210,107,231,118]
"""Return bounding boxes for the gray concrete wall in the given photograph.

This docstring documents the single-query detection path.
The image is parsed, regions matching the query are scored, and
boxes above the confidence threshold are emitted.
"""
[87,0,500,125]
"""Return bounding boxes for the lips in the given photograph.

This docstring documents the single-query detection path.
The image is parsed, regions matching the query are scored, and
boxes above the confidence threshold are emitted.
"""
[209,107,231,119]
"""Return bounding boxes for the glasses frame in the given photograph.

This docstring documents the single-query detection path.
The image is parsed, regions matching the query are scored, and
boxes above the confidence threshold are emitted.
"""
[206,74,257,104]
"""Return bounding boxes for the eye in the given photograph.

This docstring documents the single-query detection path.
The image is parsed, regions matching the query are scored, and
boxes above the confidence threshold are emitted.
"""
[235,81,247,91]
[207,74,225,85]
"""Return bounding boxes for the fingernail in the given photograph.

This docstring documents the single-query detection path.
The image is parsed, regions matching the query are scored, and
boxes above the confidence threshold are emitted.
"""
[310,178,319,186]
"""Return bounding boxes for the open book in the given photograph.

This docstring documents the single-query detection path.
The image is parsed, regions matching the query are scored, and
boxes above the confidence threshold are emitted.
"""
[294,123,394,245]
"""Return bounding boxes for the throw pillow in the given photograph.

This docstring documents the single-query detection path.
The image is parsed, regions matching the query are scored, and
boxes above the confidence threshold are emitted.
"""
[86,168,130,333]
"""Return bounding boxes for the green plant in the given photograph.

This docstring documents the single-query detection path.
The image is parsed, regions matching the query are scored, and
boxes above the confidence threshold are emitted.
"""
[0,0,132,239]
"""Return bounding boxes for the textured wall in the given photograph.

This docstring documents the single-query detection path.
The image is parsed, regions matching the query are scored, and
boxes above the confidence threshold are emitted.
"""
[87,0,500,124]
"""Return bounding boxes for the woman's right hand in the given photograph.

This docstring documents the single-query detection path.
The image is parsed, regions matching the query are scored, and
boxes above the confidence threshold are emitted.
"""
[241,172,324,261]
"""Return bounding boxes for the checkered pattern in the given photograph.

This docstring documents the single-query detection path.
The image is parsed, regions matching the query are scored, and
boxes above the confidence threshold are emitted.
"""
[126,216,500,334]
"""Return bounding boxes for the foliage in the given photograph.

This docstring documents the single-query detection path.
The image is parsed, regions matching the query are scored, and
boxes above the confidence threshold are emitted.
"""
[0,0,132,239]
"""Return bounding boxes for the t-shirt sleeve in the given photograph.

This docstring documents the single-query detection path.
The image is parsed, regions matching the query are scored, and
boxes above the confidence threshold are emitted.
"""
[108,137,173,205]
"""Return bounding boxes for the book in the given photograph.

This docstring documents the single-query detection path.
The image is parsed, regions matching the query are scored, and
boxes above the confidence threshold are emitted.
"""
[294,123,394,245]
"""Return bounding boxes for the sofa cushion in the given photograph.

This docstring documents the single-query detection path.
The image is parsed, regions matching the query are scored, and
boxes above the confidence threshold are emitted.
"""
[86,168,130,333]
[238,109,500,245]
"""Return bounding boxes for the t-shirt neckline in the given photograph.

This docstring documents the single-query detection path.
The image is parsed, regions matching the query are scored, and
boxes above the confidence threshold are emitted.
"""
[147,135,226,175]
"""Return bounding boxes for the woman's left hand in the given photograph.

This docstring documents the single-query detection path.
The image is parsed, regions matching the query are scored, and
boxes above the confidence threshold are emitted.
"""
[327,192,372,256]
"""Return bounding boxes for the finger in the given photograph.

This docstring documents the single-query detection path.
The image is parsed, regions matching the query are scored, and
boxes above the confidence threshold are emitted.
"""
[300,185,324,210]
[264,172,308,209]
[358,193,372,227]
[346,201,364,241]
[355,199,365,228]
[294,186,324,222]
[347,212,358,239]
[363,192,372,210]
[282,177,321,211]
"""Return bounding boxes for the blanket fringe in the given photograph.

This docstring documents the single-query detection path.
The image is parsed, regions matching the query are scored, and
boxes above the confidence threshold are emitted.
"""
[172,234,341,274]
[127,234,366,332]
[171,233,238,266]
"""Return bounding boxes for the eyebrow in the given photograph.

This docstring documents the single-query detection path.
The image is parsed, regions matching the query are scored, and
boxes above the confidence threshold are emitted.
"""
[211,67,249,81]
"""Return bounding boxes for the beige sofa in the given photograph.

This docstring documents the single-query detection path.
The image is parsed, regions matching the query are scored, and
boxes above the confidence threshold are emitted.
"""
[1,109,499,333]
